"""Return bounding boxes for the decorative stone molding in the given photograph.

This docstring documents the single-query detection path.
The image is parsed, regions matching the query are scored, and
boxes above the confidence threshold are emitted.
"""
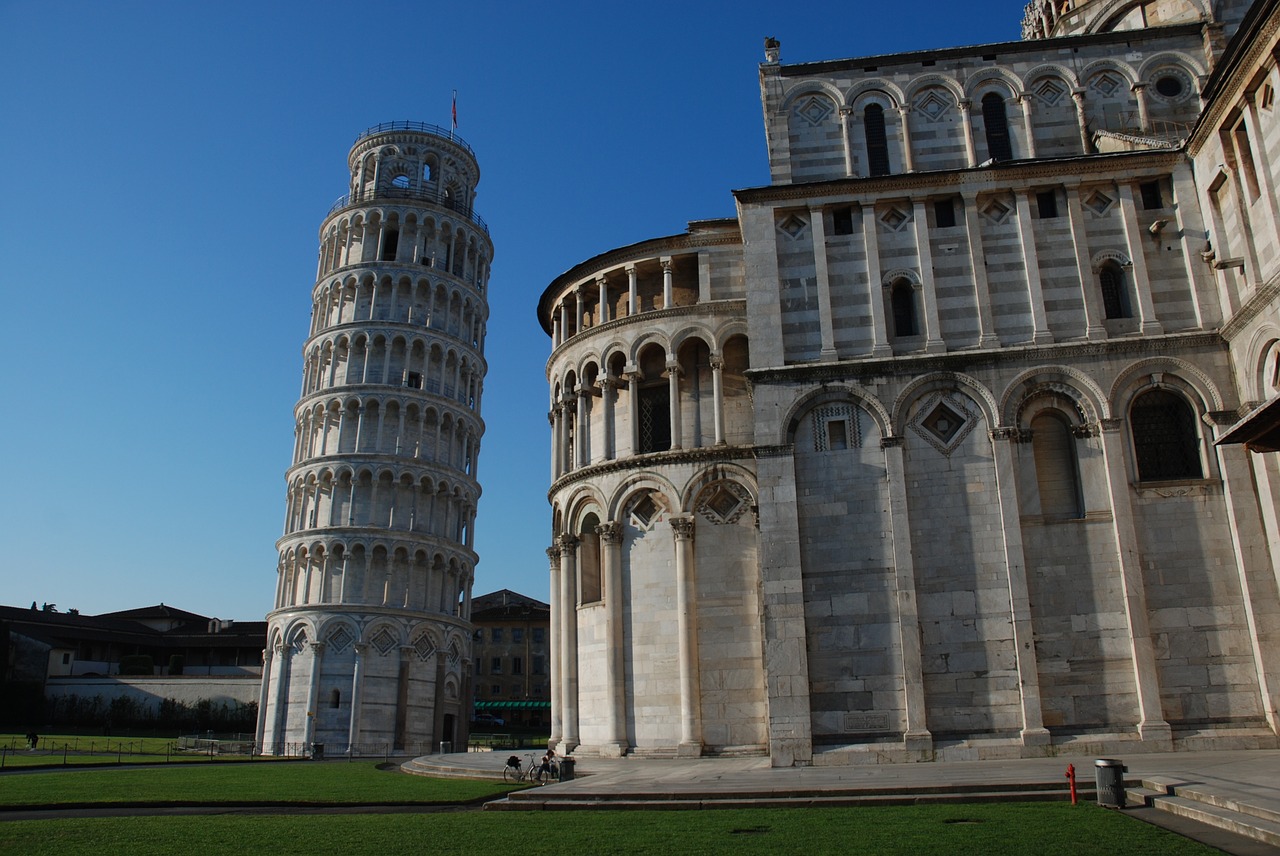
[669,516,696,540]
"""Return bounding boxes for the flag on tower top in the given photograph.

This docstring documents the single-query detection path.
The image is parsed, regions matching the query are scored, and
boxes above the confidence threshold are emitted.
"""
[452,91,457,132]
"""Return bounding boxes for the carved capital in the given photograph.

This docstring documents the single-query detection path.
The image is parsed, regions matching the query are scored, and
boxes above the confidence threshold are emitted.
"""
[1099,417,1125,432]
[880,435,904,448]
[546,545,561,564]
[660,258,673,273]
[990,427,1020,441]
[557,533,580,551]
[597,521,622,545]
[670,516,695,540]
[1072,422,1099,438]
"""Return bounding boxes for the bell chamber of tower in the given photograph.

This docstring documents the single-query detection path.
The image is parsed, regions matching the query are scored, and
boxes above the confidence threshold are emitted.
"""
[259,122,492,756]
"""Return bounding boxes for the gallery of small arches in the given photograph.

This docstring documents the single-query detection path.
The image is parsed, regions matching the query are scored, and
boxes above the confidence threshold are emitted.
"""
[275,540,472,615]
[316,209,491,290]
[282,467,478,548]
[302,332,483,406]
[308,274,486,351]
[784,50,1204,179]
[550,330,752,470]
[269,619,468,663]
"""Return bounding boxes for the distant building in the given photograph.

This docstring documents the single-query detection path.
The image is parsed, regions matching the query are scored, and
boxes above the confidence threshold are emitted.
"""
[539,0,1280,765]
[0,603,264,725]
[470,590,551,728]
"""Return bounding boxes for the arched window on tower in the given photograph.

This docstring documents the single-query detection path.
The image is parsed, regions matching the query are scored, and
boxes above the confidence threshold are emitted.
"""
[578,513,602,604]
[1131,389,1202,481]
[1099,261,1131,319]
[890,278,918,337]
[982,92,1013,161]
[1030,411,1083,519]
[864,104,890,177]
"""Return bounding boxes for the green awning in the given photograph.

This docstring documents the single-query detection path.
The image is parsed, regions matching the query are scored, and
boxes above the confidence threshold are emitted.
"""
[475,700,551,710]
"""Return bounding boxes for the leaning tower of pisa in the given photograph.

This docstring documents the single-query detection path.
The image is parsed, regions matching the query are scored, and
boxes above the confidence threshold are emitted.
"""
[258,122,491,755]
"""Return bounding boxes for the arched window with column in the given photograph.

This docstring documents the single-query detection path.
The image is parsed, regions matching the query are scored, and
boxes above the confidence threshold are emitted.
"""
[864,103,890,176]
[889,278,918,337]
[636,344,671,453]
[1131,388,1202,480]
[982,92,1013,160]
[578,512,602,604]
[1099,261,1131,319]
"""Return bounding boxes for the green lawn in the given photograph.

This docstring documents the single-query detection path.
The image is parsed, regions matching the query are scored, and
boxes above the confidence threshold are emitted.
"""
[0,762,514,807]
[0,732,277,769]
[0,804,1217,855]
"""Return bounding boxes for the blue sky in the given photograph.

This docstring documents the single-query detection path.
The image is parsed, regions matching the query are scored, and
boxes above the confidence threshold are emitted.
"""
[0,2,1017,619]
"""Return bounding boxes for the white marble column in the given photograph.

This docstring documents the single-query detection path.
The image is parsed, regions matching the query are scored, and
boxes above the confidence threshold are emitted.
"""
[911,199,946,353]
[710,358,725,446]
[661,258,673,308]
[810,204,838,360]
[599,522,627,756]
[1117,183,1164,335]
[1014,190,1054,344]
[860,205,893,356]
[959,99,977,167]
[666,361,682,449]
[1071,90,1091,154]
[1065,183,1108,339]
[347,643,367,753]
[599,376,616,460]
[558,534,580,752]
[671,516,702,755]
[304,641,326,749]
[1018,92,1037,159]
[962,193,1001,346]
[255,647,272,750]
[897,105,915,172]
[547,545,563,749]
[597,275,610,324]
[626,265,638,316]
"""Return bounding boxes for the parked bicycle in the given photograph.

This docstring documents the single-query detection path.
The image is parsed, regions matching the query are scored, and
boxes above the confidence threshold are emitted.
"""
[502,753,536,783]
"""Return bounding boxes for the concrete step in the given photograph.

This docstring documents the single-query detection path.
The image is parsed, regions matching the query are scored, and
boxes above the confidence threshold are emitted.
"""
[486,788,1084,811]
[1129,777,1280,848]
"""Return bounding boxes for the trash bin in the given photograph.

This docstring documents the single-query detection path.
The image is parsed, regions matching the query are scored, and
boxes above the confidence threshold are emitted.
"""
[560,757,575,781]
[439,741,452,754]
[1095,758,1126,807]
[311,743,325,761]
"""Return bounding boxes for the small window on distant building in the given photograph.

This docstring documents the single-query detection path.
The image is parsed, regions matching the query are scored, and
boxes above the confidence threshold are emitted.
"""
[512,627,524,643]
[934,198,957,228]
[62,653,71,665]
[491,684,500,695]
[1139,181,1164,210]
[832,206,854,235]
[533,655,545,675]
[491,628,503,643]
[1035,190,1059,219]
[512,657,523,675]
[490,657,502,674]
[532,628,545,644]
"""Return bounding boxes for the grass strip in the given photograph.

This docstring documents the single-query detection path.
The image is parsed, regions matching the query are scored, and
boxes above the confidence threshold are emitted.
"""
[0,803,1217,855]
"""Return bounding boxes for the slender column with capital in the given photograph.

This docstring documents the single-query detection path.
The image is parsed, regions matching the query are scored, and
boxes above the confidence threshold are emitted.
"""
[625,371,640,455]
[599,522,628,756]
[626,265,638,316]
[1071,90,1091,154]
[661,258,673,308]
[304,642,326,750]
[860,205,893,356]
[810,205,838,360]
[1065,183,1107,339]
[599,376,616,460]
[558,535,580,751]
[911,199,946,353]
[898,105,915,172]
[575,387,589,467]
[839,106,855,176]
[1014,191,1054,344]
[1098,421,1171,745]
[1018,93,1037,159]
[347,643,367,753]
[1117,183,1164,335]
[959,99,977,167]
[255,647,273,749]
[547,545,563,748]
[549,408,560,481]
[574,288,584,333]
[271,642,290,752]
[666,361,682,449]
[710,358,725,445]
[962,193,1000,346]
[1132,83,1151,132]
[559,302,569,343]
[597,276,610,324]
[671,516,702,755]
[881,437,931,750]
[989,429,1050,745]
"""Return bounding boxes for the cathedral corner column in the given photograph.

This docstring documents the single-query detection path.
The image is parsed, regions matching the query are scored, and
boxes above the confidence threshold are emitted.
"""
[558,534,581,752]
[671,516,703,755]
[546,544,564,749]
[599,521,628,756]
[304,641,327,751]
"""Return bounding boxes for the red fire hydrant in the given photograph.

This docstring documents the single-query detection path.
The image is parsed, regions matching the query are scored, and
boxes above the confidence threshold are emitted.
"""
[1066,763,1077,805]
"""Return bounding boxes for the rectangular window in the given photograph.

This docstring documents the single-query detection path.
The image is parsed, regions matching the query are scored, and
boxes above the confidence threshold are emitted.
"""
[475,659,482,675]
[826,420,848,451]
[1234,121,1261,200]
[831,206,854,235]
[1035,190,1059,219]
[1139,181,1164,210]
[512,657,523,675]
[512,627,524,643]
[533,655,545,675]
[490,657,502,674]
[934,198,957,228]
[532,628,545,644]
[491,628,503,643]
[491,684,501,695]
[380,228,399,261]
[62,653,71,665]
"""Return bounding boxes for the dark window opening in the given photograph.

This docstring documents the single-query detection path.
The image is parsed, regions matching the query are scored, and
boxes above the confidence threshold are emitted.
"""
[934,198,956,228]
[864,104,890,177]
[832,206,854,235]
[380,229,399,261]
[638,386,671,453]
[533,655,545,675]
[512,657,523,676]
[1155,75,1184,98]
[827,420,848,451]
[1035,190,1059,219]
[982,92,1013,161]
[1131,389,1202,481]
[1139,181,1164,210]
[490,656,502,674]
[1100,263,1130,319]
[329,689,341,709]
[406,372,422,389]
[532,628,545,644]
[890,280,918,337]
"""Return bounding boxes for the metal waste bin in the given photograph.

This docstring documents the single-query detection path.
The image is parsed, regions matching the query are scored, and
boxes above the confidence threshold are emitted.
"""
[1095,758,1126,807]
[439,741,452,754]
[311,743,324,761]
[560,757,575,781]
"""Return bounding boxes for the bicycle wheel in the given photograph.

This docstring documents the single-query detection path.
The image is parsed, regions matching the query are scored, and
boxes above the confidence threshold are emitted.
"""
[503,765,518,783]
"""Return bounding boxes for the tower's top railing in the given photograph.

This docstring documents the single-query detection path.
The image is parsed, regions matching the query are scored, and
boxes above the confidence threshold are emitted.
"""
[354,121,476,157]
